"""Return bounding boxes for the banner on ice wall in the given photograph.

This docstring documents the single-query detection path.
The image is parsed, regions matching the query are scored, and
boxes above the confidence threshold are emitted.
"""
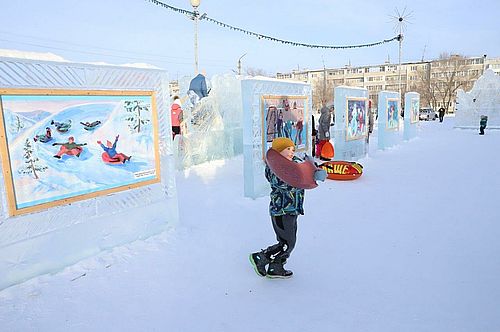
[0,89,161,216]
[261,95,308,158]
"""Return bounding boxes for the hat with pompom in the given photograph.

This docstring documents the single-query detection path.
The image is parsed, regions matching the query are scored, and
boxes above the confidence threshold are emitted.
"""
[271,137,295,152]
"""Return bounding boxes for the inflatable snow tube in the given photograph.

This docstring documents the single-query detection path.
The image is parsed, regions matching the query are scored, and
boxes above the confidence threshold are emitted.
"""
[101,152,122,164]
[319,161,363,181]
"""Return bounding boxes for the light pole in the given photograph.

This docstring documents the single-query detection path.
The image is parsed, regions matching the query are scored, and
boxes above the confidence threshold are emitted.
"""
[237,53,247,75]
[190,0,200,74]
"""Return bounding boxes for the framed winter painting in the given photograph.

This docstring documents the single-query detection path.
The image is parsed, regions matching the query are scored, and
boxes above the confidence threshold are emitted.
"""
[345,97,368,141]
[260,95,308,159]
[386,98,399,131]
[0,88,161,216]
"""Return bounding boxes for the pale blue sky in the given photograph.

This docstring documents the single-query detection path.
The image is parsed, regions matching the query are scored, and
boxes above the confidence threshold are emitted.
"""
[0,0,499,79]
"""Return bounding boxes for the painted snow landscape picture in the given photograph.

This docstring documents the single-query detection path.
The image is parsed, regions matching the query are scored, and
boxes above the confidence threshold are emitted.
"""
[0,90,160,216]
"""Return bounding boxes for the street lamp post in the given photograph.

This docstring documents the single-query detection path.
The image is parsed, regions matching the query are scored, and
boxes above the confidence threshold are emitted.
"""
[237,53,247,75]
[190,0,200,74]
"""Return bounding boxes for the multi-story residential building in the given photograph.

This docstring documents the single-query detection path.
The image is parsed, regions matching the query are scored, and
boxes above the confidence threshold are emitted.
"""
[277,55,499,113]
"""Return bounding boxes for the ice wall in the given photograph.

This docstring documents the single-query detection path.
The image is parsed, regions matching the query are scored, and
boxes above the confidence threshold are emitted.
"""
[333,86,369,160]
[242,77,312,199]
[173,74,243,169]
[0,57,178,290]
[378,91,402,150]
[404,92,420,141]
[455,69,500,129]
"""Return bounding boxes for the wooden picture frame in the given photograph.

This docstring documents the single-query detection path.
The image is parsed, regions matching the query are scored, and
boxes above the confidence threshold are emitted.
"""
[0,88,161,216]
[386,98,399,131]
[260,95,308,159]
[345,97,368,141]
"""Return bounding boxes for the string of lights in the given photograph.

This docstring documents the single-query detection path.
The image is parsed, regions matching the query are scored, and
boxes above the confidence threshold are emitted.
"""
[146,0,401,50]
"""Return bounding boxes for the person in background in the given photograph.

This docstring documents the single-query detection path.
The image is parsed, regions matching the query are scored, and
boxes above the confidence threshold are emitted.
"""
[479,115,488,135]
[171,96,183,139]
[311,112,318,156]
[316,103,333,159]
[438,107,446,123]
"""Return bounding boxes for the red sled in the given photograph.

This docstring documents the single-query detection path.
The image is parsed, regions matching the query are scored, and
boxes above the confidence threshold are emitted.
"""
[266,148,318,189]
[319,161,363,181]
[101,152,123,164]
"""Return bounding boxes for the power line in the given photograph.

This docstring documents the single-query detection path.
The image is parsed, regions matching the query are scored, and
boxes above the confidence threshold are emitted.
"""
[146,0,401,50]
[0,30,191,61]
[0,38,233,69]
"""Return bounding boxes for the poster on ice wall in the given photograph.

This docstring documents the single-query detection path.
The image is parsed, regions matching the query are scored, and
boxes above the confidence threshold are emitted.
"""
[386,98,400,130]
[261,95,308,159]
[345,97,368,141]
[0,89,161,216]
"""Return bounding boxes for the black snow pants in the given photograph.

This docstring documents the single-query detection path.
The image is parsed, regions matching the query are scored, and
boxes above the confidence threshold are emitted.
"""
[264,214,298,264]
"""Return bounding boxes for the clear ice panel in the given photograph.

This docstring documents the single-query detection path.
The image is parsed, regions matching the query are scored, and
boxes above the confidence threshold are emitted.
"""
[242,78,312,199]
[377,91,402,150]
[332,86,369,160]
[404,92,420,141]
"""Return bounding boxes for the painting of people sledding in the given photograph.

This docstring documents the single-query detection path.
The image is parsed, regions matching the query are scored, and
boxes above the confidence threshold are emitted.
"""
[0,89,160,216]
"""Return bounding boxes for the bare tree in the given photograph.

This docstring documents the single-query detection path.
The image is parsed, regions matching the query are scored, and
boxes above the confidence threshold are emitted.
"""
[245,67,269,77]
[410,54,479,112]
[433,54,479,112]
[311,78,334,112]
[411,65,437,110]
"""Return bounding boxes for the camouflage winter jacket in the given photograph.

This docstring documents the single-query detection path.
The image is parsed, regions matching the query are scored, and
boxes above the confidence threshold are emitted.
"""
[265,157,305,216]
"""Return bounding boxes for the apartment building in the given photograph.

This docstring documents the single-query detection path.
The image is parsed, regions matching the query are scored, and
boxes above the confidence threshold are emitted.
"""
[277,55,500,112]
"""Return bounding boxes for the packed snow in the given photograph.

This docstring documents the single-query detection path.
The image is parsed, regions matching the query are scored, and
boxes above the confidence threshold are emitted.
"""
[0,118,499,331]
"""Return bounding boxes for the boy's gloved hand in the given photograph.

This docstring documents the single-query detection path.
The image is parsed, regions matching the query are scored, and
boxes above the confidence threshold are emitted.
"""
[304,154,313,162]
[314,169,327,182]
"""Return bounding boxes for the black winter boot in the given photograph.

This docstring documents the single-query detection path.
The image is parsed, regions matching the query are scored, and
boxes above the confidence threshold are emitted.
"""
[249,251,270,277]
[266,262,293,279]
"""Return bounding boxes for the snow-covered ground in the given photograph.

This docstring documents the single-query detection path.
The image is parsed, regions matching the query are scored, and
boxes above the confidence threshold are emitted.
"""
[1,118,499,332]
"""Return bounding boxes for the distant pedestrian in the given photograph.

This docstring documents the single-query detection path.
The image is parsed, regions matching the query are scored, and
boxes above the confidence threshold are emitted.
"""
[311,112,317,156]
[316,104,333,159]
[438,107,446,122]
[479,115,488,135]
[171,96,183,139]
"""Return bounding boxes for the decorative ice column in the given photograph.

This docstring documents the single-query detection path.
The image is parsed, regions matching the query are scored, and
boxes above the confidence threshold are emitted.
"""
[0,57,177,290]
[403,92,420,141]
[378,91,401,150]
[242,78,312,199]
[332,86,369,160]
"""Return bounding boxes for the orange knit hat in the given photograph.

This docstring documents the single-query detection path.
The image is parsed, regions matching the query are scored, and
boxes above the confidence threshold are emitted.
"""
[271,137,295,152]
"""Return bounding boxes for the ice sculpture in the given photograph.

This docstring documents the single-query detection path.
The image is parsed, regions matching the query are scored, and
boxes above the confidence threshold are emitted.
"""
[173,74,243,169]
[455,69,500,129]
[0,57,177,290]
[332,86,369,160]
[242,77,312,199]
[404,92,420,141]
[378,91,402,150]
